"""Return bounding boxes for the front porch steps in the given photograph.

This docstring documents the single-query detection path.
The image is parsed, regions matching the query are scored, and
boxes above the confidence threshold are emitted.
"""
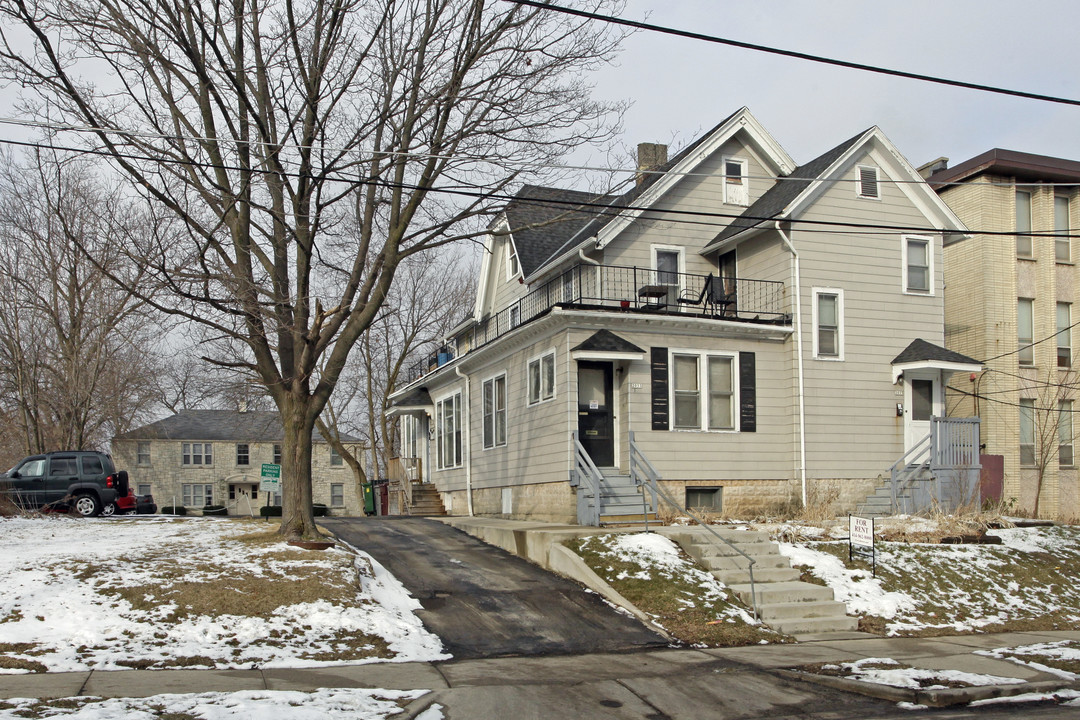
[854,467,928,518]
[665,527,858,637]
[408,482,447,517]
[595,472,655,526]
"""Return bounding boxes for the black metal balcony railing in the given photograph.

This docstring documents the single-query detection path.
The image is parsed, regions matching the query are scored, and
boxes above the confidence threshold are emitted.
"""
[404,263,786,384]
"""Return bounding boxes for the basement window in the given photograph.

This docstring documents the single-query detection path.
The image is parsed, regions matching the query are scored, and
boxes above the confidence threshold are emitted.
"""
[685,487,722,513]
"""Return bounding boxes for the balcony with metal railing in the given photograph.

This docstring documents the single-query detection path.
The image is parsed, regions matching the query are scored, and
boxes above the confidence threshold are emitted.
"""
[404,263,787,384]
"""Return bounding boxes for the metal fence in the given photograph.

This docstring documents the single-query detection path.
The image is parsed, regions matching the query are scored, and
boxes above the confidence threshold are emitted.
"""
[404,263,787,384]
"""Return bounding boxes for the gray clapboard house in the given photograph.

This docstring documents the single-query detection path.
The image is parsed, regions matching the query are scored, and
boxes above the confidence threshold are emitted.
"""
[388,107,982,524]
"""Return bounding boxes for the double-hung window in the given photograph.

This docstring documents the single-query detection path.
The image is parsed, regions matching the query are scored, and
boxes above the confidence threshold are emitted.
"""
[506,240,520,281]
[722,157,748,206]
[1056,195,1071,263]
[813,289,843,359]
[1019,398,1036,466]
[329,446,343,466]
[273,444,282,465]
[436,392,463,469]
[330,483,345,507]
[136,442,151,466]
[482,374,507,449]
[671,352,736,431]
[1018,298,1034,366]
[903,236,931,294]
[182,442,212,466]
[1016,189,1033,258]
[236,443,249,466]
[528,351,555,405]
[1060,400,1074,467]
[1058,302,1072,368]
[182,483,213,506]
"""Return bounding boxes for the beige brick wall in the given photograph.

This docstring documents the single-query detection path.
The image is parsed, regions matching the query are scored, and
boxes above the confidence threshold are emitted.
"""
[941,177,1080,519]
[112,438,363,515]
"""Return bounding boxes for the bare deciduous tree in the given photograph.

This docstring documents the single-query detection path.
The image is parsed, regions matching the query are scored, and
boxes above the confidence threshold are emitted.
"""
[0,153,162,464]
[0,0,626,538]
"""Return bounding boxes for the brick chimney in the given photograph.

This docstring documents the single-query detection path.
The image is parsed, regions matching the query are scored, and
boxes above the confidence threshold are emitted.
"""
[636,142,668,186]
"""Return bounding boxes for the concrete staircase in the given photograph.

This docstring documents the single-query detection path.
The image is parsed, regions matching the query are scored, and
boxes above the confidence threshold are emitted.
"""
[665,526,857,637]
[854,466,932,518]
[596,471,656,526]
[408,483,447,517]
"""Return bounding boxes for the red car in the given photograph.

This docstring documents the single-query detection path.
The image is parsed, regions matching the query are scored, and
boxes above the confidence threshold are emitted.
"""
[102,489,158,516]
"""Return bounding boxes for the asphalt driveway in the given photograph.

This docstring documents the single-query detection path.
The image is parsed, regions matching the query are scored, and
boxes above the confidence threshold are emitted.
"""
[320,517,667,659]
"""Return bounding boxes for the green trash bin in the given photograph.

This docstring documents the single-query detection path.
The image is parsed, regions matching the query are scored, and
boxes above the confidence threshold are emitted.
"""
[362,482,375,514]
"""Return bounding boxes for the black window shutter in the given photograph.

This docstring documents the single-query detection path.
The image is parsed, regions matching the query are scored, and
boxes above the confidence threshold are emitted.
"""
[739,351,756,432]
[651,347,669,430]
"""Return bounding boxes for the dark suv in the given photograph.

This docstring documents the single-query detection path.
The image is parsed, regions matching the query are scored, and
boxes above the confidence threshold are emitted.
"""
[0,451,127,517]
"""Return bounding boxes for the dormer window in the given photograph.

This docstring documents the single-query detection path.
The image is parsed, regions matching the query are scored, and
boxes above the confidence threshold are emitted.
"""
[722,157,748,206]
[506,240,520,281]
[857,165,879,199]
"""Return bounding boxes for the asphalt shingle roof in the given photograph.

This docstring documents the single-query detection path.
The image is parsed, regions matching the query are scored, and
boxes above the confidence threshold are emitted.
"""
[709,130,868,246]
[571,330,645,354]
[891,338,980,366]
[114,410,356,443]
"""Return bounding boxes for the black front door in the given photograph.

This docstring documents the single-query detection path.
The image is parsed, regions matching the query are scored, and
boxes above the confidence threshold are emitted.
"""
[577,361,614,467]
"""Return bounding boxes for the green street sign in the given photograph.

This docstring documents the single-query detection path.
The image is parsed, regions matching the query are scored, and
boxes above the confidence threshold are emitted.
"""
[261,463,281,479]
[260,463,281,493]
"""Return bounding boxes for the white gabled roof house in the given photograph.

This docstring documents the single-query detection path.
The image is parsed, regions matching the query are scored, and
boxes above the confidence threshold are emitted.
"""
[389,107,982,525]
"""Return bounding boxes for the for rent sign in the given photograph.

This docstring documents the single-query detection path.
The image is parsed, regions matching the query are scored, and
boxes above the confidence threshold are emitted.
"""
[848,514,877,576]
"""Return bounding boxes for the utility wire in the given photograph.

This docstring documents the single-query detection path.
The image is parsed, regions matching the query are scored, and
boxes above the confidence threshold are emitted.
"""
[980,319,1080,364]
[948,385,1080,413]
[5,133,1080,241]
[507,1,1080,108]
[6,115,1079,190]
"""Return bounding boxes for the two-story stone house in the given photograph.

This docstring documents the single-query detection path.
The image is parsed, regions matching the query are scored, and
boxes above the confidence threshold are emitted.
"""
[112,409,364,515]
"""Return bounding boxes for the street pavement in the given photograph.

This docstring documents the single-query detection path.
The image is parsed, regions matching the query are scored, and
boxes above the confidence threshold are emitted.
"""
[1,634,1078,718]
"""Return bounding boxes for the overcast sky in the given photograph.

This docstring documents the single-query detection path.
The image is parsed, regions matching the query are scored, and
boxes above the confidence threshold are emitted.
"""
[582,0,1080,174]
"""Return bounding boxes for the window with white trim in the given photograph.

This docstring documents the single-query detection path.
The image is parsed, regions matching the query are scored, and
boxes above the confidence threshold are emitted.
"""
[1056,195,1071,262]
[722,157,748,206]
[670,351,736,431]
[435,392,463,469]
[136,442,151,466]
[857,165,879,199]
[1016,189,1033,258]
[527,351,555,405]
[182,483,213,507]
[482,373,507,449]
[812,289,843,360]
[181,442,212,466]
[1060,400,1074,467]
[1018,298,1034,366]
[903,236,932,294]
[506,240,520,281]
[330,483,345,507]
[137,483,151,496]
[1020,398,1035,466]
[273,443,282,465]
[330,446,343,466]
[236,443,249,466]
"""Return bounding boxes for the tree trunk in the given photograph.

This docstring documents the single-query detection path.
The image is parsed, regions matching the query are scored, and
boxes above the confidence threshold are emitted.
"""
[279,396,320,540]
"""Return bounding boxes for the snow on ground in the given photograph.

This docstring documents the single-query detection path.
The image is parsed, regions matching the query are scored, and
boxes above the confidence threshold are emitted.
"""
[812,658,1025,690]
[0,689,435,720]
[976,641,1080,680]
[778,525,1080,635]
[0,516,447,673]
[589,533,759,626]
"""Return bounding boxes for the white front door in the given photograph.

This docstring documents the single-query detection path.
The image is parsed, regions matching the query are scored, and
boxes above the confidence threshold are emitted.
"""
[904,373,941,459]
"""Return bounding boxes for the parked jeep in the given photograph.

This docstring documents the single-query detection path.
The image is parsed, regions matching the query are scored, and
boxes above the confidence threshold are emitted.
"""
[0,451,126,517]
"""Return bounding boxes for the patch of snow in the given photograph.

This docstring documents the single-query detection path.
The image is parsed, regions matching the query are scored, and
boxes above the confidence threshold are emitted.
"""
[0,689,429,720]
[0,517,447,673]
[977,641,1080,680]
[778,544,916,619]
[970,689,1080,707]
[823,658,1025,690]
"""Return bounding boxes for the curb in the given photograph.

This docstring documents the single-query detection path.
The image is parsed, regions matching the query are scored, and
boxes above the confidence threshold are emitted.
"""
[777,669,1080,707]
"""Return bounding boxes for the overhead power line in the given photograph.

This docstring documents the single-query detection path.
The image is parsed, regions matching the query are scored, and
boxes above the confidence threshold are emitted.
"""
[507,1,1080,108]
[6,133,1080,242]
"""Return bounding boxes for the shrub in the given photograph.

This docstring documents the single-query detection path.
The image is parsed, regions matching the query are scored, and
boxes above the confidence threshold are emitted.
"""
[202,505,228,516]
[259,505,283,517]
[161,505,188,516]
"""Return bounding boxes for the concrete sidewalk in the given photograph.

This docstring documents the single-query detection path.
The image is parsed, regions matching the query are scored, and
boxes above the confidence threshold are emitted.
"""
[0,632,1077,715]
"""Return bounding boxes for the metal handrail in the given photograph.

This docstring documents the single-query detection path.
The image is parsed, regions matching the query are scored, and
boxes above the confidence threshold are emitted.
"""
[889,433,931,514]
[571,431,605,527]
[628,432,759,620]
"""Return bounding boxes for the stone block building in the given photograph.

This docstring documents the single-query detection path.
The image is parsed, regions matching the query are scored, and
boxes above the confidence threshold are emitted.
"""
[112,409,363,515]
